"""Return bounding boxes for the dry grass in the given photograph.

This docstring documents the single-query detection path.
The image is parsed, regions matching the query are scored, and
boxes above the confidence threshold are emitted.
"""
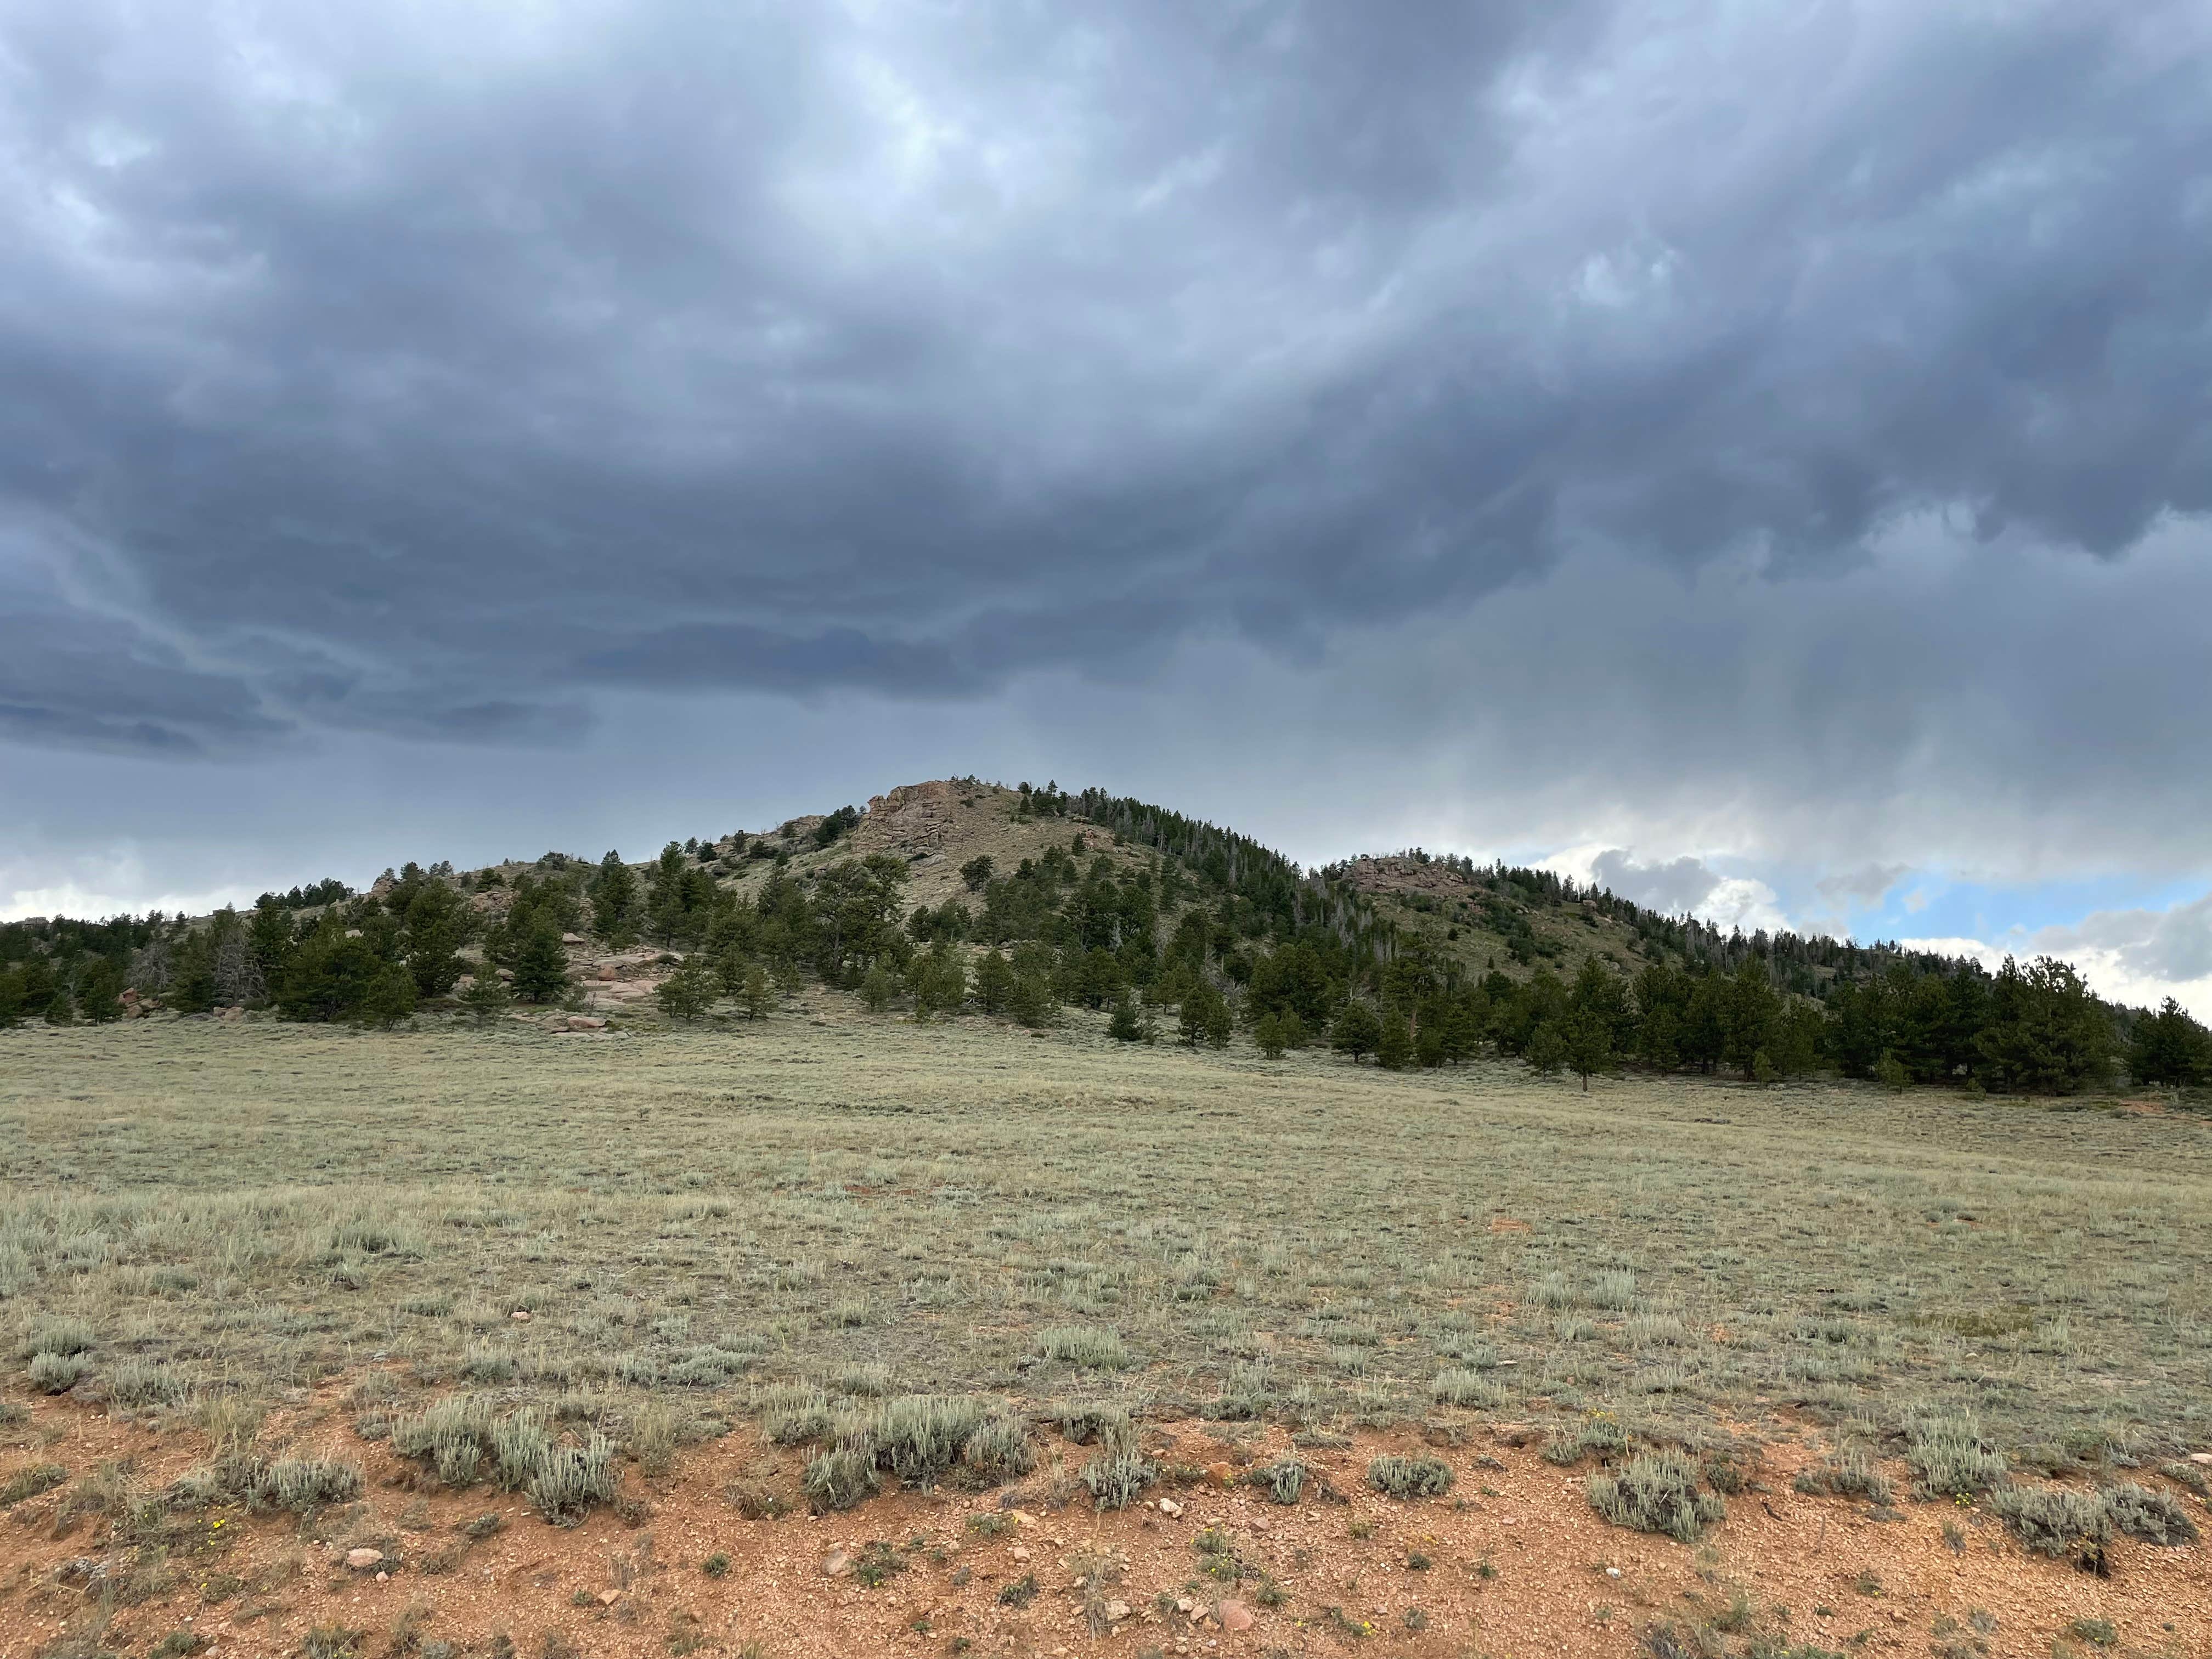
[4,1009,2211,1472]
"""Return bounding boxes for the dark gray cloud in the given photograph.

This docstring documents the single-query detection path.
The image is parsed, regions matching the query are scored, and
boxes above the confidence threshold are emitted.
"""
[3,0,2209,751]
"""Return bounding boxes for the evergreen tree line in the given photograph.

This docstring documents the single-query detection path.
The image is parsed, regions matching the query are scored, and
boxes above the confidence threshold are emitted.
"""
[3,786,2208,1096]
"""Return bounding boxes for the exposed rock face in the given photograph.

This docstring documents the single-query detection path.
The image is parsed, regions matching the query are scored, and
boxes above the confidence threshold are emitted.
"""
[861,780,957,856]
[1338,854,1474,900]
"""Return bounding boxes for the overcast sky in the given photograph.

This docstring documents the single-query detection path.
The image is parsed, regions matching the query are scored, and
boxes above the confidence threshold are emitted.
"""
[4,0,2209,1013]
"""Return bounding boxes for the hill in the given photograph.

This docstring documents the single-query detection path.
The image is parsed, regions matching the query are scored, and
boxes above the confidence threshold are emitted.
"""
[1,776,2205,1094]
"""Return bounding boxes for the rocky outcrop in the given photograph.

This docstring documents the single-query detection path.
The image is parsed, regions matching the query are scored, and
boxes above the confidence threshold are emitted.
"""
[860,779,958,856]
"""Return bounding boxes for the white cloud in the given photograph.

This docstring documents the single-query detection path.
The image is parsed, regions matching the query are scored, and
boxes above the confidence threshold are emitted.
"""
[1901,891,2212,1020]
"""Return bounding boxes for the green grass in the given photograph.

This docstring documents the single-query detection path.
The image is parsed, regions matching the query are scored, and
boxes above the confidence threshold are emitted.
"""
[4,1011,2211,1482]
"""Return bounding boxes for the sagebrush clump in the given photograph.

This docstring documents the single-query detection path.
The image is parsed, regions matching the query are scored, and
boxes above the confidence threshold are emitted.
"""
[1367,1455,1454,1499]
[1586,1449,1726,1542]
[1792,1446,1893,1505]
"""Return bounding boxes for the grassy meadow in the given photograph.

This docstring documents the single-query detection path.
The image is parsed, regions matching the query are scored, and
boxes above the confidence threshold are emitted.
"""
[5,1006,2210,1490]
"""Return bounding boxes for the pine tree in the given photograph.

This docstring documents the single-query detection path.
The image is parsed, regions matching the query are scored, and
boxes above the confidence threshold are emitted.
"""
[76,958,126,1024]
[274,916,385,1023]
[1976,956,2114,1094]
[1009,962,1056,1028]
[1719,955,1781,1079]
[1526,1019,1566,1075]
[401,882,472,999]
[357,962,418,1029]
[1254,1011,1286,1059]
[738,969,774,1022]
[972,950,1015,1015]
[461,972,513,1024]
[1376,1012,1414,1070]
[1203,988,1234,1049]
[590,851,639,945]
[910,943,967,1022]
[511,927,571,1004]
[860,963,899,1013]
[656,956,716,1023]
[248,902,297,991]
[1179,980,1227,1048]
[1109,994,1144,1043]
[2130,997,2210,1086]
[1330,1001,1382,1062]
[169,927,219,1014]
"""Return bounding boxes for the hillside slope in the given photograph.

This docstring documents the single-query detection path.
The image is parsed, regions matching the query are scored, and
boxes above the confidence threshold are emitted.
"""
[2,775,2197,1094]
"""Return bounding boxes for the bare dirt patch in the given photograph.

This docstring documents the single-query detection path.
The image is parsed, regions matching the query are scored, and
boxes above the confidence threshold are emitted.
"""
[4,1390,2206,1659]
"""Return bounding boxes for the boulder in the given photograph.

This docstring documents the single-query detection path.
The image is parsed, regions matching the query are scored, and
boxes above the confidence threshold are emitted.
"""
[1218,1600,1255,1632]
[345,1548,383,1571]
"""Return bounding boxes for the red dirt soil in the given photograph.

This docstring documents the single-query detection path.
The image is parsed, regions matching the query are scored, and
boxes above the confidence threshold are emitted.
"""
[3,1385,2207,1659]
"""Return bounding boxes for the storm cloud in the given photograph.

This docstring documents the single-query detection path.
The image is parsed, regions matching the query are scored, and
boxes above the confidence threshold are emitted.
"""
[4,0,2210,747]
[4,0,2211,1008]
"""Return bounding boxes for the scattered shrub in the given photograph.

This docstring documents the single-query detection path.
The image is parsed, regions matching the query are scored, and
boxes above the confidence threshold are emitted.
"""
[760,1385,834,1446]
[962,1414,1036,1483]
[1586,1268,1639,1310]
[1542,1416,1629,1466]
[24,1317,94,1358]
[865,1394,990,1486]
[1367,1455,1454,1500]
[255,1458,365,1514]
[393,1394,496,1486]
[1587,1449,1726,1542]
[2100,1481,2198,1546]
[803,1446,881,1511]
[2161,1460,2211,1499]
[1908,1415,2007,1500]
[1,1463,68,1506]
[460,1344,517,1383]
[667,1345,757,1387]
[1081,1424,1156,1510]
[107,1358,187,1408]
[1989,1485,2111,1572]
[1036,1326,1131,1370]
[526,1435,617,1525]
[1792,1447,1893,1506]
[1431,1368,1507,1408]
[302,1626,368,1659]
[832,1363,893,1397]
[27,1351,88,1393]
[491,1408,560,1491]
[1252,1458,1308,1505]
